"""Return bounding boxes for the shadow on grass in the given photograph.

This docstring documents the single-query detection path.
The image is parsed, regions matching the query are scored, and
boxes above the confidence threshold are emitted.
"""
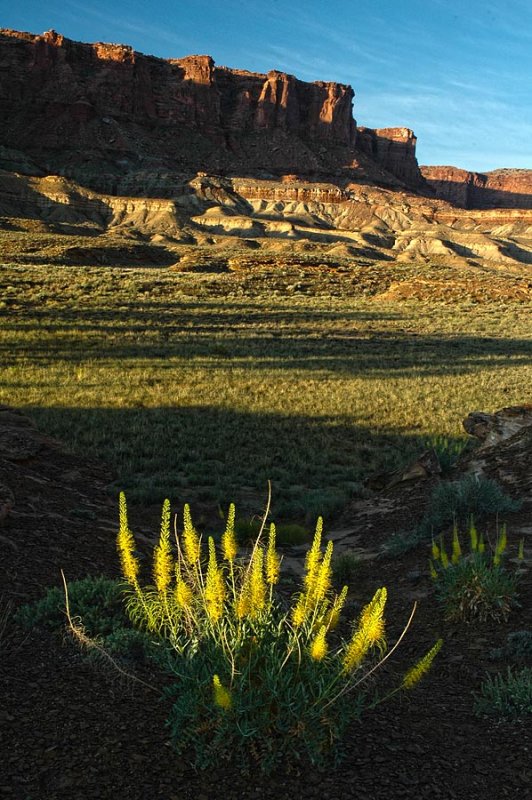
[23,404,450,522]
[3,301,532,377]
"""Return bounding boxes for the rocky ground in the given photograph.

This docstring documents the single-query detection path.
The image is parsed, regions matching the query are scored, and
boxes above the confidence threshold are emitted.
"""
[1,405,531,799]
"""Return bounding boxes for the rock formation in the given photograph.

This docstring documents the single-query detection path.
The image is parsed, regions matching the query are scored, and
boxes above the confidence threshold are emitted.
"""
[0,27,421,189]
[421,166,532,209]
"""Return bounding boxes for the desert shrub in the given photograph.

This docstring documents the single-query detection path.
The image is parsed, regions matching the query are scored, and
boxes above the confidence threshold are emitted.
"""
[332,551,359,587]
[234,516,311,547]
[386,475,520,555]
[474,667,532,717]
[15,576,128,637]
[117,493,442,772]
[489,631,532,664]
[429,522,521,622]
[423,435,471,475]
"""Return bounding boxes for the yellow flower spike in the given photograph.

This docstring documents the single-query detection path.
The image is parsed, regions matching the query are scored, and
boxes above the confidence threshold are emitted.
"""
[235,581,251,620]
[478,535,486,555]
[518,538,525,561]
[309,625,328,661]
[431,540,440,561]
[153,498,173,593]
[182,504,201,566]
[266,523,281,585]
[469,518,478,553]
[205,536,225,623]
[312,540,334,603]
[221,503,238,563]
[429,559,438,580]
[495,525,508,559]
[117,492,140,587]
[402,639,443,690]
[439,538,449,569]
[358,586,387,648]
[451,524,462,565]
[327,585,348,630]
[343,587,387,673]
[304,518,323,594]
[291,593,308,628]
[342,629,368,672]
[212,674,232,710]
[175,576,193,609]
[249,546,266,615]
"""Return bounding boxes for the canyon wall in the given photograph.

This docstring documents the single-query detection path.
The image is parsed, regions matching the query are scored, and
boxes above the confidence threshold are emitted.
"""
[421,166,532,210]
[0,28,422,190]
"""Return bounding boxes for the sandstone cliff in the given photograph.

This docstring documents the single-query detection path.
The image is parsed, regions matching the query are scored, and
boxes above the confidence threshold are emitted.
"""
[421,166,532,210]
[0,28,421,190]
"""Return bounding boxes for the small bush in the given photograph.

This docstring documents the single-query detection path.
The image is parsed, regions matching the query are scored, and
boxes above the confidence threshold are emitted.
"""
[489,631,532,664]
[429,522,521,622]
[474,667,532,717]
[332,551,359,587]
[234,517,311,547]
[424,435,471,475]
[15,576,128,637]
[386,476,520,555]
[117,493,442,772]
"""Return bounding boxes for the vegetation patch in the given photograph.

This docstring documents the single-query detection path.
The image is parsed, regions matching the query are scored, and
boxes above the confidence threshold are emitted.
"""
[429,522,523,623]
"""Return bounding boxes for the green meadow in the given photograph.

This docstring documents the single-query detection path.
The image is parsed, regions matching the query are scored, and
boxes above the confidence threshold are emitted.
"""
[2,263,531,520]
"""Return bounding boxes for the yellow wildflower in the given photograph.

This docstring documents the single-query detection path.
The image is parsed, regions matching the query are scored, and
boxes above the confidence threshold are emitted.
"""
[304,518,323,594]
[343,587,387,673]
[153,498,173,593]
[182,504,201,566]
[265,523,281,585]
[291,593,308,628]
[117,492,140,587]
[235,586,250,620]
[493,524,507,566]
[205,537,225,622]
[221,503,238,563]
[469,519,478,552]
[478,535,486,555]
[212,674,232,710]
[431,539,440,561]
[175,563,193,609]
[451,524,461,565]
[309,625,328,661]
[249,546,266,615]
[326,585,348,630]
[402,639,443,689]
[429,559,438,580]
[311,540,333,603]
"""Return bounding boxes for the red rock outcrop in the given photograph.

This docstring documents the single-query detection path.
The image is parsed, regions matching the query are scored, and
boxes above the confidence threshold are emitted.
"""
[357,127,422,186]
[421,166,532,209]
[0,28,421,189]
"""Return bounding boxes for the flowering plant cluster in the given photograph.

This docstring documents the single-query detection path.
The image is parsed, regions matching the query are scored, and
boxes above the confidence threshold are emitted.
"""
[118,493,441,771]
[429,520,523,623]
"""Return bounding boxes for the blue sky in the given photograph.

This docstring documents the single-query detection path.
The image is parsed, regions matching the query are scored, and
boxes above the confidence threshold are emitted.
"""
[2,0,531,171]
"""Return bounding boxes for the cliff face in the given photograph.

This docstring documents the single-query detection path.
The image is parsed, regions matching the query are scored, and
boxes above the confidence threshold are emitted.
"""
[0,28,421,189]
[421,166,532,209]
[357,127,422,186]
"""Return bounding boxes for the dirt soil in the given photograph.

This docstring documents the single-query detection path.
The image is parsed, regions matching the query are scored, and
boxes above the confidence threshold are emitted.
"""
[1,406,531,800]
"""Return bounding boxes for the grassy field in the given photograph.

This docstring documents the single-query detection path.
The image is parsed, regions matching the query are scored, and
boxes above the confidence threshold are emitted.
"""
[2,262,532,521]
